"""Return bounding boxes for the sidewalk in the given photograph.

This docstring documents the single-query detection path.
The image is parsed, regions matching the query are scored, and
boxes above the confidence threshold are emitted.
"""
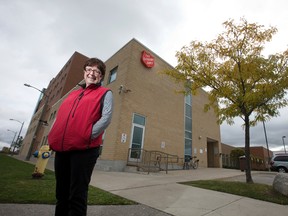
[90,169,287,216]
[2,155,288,216]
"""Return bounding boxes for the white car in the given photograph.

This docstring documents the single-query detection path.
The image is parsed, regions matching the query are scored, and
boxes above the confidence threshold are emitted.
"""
[270,154,288,173]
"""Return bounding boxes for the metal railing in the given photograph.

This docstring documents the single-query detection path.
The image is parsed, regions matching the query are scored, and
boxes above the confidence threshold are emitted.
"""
[127,148,181,174]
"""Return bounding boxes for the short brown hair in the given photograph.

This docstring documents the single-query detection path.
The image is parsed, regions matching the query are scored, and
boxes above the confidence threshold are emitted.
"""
[83,58,106,78]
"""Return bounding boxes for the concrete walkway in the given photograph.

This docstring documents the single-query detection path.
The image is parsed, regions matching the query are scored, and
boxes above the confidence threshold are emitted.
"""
[2,155,288,216]
[90,168,287,216]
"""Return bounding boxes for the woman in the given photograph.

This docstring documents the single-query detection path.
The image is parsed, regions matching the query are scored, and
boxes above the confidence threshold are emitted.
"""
[48,57,113,216]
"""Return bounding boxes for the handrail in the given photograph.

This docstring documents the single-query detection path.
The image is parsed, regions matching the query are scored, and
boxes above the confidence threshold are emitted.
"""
[127,148,180,174]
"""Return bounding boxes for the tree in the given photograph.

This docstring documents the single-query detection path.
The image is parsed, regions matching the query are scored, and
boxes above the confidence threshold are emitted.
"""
[230,148,245,159]
[163,18,288,183]
[12,136,23,154]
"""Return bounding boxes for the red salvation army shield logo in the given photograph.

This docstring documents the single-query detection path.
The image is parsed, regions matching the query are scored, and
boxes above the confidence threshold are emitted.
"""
[141,51,154,68]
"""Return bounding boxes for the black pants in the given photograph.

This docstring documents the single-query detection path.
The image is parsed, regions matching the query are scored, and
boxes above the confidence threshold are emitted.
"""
[54,148,99,216]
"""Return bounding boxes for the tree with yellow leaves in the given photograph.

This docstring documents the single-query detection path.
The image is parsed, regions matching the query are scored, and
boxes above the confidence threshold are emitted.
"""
[163,18,288,183]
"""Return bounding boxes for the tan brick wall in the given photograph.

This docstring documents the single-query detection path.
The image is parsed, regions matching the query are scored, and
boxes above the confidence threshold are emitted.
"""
[100,39,221,168]
[99,39,185,162]
[191,89,221,167]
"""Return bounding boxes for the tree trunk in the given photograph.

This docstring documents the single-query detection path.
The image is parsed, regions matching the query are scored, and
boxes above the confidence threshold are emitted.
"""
[244,115,254,183]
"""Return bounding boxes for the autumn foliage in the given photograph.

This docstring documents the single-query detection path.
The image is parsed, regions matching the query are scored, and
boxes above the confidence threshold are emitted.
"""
[163,18,288,183]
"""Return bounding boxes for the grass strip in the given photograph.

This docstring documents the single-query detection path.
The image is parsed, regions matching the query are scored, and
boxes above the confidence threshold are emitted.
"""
[180,179,288,205]
[0,154,136,205]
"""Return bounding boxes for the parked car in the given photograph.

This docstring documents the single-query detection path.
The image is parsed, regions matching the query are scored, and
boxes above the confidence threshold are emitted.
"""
[269,154,288,173]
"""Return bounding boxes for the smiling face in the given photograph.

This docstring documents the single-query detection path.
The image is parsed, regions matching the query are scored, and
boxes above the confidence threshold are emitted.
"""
[84,66,103,87]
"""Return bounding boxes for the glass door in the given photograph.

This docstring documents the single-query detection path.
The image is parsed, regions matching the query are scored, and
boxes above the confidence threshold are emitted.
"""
[129,114,146,161]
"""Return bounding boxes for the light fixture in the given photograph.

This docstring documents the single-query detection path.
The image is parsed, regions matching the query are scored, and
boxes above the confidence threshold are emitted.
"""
[118,85,131,94]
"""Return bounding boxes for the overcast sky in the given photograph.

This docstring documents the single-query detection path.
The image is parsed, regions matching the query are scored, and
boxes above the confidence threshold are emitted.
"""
[1,0,288,152]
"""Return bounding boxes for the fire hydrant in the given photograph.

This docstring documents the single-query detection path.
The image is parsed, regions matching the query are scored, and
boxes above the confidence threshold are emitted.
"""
[32,145,51,179]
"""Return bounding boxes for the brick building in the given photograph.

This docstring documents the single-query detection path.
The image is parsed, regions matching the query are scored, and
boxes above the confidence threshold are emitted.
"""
[221,143,273,170]
[20,39,222,171]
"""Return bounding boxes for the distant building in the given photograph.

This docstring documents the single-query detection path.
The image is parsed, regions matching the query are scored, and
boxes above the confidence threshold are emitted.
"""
[221,143,238,168]
[249,146,273,170]
[221,143,273,170]
[20,39,222,171]
[1,147,10,153]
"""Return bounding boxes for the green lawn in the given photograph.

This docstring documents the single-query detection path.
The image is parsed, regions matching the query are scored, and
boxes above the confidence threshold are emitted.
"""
[2,153,287,206]
[180,179,288,205]
[0,153,136,205]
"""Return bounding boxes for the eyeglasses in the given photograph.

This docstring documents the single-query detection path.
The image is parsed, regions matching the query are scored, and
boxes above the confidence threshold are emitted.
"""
[85,67,102,75]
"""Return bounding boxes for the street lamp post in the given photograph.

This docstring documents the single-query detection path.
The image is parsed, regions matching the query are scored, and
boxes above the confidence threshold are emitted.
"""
[7,129,17,153]
[9,119,24,154]
[262,121,271,165]
[282,136,287,154]
[24,83,49,161]
[24,83,46,94]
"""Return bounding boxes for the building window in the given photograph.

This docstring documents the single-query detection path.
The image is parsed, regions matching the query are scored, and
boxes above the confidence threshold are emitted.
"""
[184,94,192,156]
[53,111,57,119]
[108,66,118,84]
[133,114,146,126]
[129,114,146,160]
[49,113,53,121]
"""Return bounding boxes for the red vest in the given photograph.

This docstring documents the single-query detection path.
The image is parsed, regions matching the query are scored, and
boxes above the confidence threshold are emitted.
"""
[48,85,109,152]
